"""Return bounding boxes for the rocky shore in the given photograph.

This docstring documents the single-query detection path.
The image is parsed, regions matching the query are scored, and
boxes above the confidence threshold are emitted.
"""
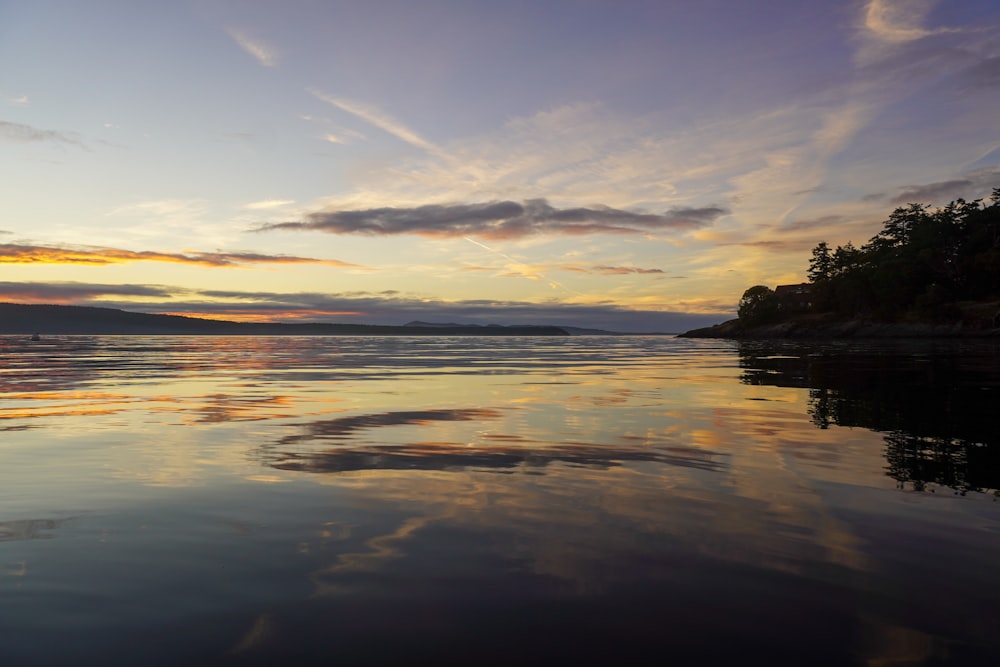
[679,315,1000,339]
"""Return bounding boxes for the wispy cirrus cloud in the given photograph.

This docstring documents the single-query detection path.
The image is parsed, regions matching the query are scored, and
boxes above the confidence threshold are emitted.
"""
[0,121,86,148]
[0,243,364,269]
[225,27,278,67]
[243,199,295,211]
[855,0,973,72]
[861,0,940,45]
[308,88,443,156]
[258,199,727,240]
[779,214,849,233]
[728,0,999,248]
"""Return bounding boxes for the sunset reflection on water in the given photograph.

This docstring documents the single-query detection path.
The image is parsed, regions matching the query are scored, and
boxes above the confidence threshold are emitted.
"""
[1,335,998,665]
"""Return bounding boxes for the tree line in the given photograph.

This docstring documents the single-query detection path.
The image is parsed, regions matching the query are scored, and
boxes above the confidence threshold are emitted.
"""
[738,188,1000,325]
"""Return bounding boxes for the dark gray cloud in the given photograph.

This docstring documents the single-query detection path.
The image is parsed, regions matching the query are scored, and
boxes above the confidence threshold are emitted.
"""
[861,167,1000,206]
[260,409,727,475]
[257,199,727,239]
[892,179,976,204]
[0,281,173,302]
[0,121,86,148]
[0,281,729,333]
[957,55,1000,90]
[190,290,726,331]
[888,167,1000,204]
[275,409,503,446]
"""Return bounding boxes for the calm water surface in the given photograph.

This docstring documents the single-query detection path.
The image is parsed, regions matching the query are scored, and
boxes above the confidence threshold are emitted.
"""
[1,335,998,665]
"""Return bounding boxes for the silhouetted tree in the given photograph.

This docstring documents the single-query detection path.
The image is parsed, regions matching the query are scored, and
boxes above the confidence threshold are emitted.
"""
[808,241,833,283]
[797,189,1000,321]
[737,341,1000,495]
[737,285,780,325]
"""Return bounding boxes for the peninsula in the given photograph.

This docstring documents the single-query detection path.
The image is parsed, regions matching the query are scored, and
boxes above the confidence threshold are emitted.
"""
[0,303,569,336]
[682,189,1000,339]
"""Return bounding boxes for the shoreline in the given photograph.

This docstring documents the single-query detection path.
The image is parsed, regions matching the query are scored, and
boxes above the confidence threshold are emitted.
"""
[678,317,1000,339]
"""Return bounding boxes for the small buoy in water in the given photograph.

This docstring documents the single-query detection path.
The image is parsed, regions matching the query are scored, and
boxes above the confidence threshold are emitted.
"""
[30,332,40,341]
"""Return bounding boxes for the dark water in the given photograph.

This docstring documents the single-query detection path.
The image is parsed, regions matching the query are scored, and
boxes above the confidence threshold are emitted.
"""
[1,335,998,665]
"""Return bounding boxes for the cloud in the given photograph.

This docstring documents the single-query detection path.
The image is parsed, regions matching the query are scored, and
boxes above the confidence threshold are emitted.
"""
[0,281,173,303]
[780,215,848,232]
[715,239,819,253]
[891,179,974,204]
[274,409,503,446]
[225,27,278,67]
[561,265,665,276]
[243,199,295,210]
[958,56,1000,89]
[107,198,206,218]
[0,121,86,148]
[258,199,727,239]
[861,0,938,44]
[887,167,1000,204]
[308,88,443,156]
[0,243,363,269]
[7,95,29,106]
[266,431,726,475]
[592,266,665,275]
[855,0,972,76]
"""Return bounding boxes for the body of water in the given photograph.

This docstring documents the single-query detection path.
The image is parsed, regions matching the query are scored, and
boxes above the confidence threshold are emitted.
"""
[1,335,998,665]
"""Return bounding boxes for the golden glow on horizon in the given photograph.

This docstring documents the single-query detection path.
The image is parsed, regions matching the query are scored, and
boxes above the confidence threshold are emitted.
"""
[155,310,367,323]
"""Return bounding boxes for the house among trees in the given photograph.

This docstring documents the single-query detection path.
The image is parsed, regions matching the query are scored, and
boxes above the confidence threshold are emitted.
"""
[774,283,812,311]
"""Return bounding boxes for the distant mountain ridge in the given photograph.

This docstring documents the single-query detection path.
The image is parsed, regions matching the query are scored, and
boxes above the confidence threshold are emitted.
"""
[0,303,569,336]
[404,320,628,335]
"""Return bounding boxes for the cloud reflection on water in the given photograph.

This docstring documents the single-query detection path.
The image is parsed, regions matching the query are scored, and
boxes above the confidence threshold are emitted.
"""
[269,399,878,600]
[0,517,73,543]
[261,406,729,475]
[3,336,999,664]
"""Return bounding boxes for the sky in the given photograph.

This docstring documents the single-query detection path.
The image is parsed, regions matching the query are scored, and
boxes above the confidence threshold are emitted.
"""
[2,0,1000,332]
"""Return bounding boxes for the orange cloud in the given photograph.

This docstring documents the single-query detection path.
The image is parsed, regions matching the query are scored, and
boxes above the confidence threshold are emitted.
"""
[0,243,363,269]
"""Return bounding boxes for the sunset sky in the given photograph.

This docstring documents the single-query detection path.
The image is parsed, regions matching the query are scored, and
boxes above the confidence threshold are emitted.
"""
[3,0,999,332]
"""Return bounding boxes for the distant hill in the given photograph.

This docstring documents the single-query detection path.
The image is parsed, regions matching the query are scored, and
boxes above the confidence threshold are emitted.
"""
[0,303,569,336]
[403,320,629,335]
